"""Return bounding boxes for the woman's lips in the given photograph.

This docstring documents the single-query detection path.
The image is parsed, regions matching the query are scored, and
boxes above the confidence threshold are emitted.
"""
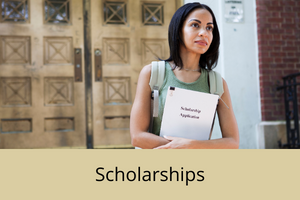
[195,40,207,46]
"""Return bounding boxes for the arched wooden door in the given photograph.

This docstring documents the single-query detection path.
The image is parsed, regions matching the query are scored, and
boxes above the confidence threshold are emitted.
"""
[0,0,180,148]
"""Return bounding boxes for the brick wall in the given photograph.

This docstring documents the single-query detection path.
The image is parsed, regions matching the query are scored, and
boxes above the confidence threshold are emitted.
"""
[256,0,300,121]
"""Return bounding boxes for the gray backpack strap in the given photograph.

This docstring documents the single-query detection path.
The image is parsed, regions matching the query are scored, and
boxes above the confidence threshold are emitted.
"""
[149,61,166,91]
[207,70,225,138]
[148,61,165,133]
[208,70,229,109]
[208,70,224,98]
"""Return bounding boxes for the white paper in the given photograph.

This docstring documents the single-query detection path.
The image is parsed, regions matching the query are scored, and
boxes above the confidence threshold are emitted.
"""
[160,87,219,140]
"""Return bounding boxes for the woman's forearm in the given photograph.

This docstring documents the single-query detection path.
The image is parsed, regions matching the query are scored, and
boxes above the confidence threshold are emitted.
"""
[131,131,170,149]
[188,137,239,149]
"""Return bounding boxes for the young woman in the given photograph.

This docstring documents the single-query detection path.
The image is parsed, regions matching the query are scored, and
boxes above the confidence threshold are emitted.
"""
[130,2,239,149]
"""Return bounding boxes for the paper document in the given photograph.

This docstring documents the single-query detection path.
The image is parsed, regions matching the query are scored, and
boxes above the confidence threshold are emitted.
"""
[160,86,219,140]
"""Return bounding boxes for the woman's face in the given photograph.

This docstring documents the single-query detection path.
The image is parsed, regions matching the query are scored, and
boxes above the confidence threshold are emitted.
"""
[181,8,214,55]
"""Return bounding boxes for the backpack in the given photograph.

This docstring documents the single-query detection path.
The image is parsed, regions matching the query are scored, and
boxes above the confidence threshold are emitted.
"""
[148,60,224,133]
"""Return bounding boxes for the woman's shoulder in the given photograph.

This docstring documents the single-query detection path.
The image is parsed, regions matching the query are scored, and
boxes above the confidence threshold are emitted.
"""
[140,61,172,81]
[140,64,152,78]
[140,61,168,77]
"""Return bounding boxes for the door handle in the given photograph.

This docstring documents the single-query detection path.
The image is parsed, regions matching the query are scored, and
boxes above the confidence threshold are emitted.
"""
[74,48,82,82]
[94,49,102,82]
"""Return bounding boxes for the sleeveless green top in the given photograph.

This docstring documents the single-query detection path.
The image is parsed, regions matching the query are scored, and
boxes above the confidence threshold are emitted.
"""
[153,62,210,136]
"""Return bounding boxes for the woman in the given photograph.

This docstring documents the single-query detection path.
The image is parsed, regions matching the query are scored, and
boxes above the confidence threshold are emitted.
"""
[130,2,239,149]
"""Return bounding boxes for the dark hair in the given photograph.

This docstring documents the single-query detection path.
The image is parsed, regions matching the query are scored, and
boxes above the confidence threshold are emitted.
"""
[165,2,220,71]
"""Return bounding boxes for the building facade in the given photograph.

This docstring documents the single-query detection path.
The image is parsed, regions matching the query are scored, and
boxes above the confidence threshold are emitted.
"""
[187,0,300,148]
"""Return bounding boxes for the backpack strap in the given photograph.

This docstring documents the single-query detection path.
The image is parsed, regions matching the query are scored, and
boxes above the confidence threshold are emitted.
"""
[148,61,165,133]
[207,70,225,138]
[149,61,165,91]
[208,70,224,98]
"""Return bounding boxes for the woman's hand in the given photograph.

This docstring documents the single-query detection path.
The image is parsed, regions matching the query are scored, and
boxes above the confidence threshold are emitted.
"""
[154,136,192,149]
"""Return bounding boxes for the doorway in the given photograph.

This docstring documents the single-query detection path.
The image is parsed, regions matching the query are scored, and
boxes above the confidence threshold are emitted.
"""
[0,0,180,148]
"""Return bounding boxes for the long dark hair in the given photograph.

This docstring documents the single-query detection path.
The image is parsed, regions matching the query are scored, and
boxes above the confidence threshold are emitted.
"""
[165,2,220,71]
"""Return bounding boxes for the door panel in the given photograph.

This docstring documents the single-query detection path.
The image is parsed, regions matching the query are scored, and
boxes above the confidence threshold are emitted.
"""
[91,0,177,148]
[0,0,179,148]
[0,0,86,148]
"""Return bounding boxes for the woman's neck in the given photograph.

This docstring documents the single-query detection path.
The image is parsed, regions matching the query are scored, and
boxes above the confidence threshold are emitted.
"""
[179,47,201,71]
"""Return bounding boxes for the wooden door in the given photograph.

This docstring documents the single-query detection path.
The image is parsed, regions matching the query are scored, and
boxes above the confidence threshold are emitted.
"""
[91,0,179,148]
[0,0,181,149]
[0,0,86,148]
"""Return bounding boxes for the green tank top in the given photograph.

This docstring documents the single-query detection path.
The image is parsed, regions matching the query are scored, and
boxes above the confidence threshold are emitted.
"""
[153,62,210,136]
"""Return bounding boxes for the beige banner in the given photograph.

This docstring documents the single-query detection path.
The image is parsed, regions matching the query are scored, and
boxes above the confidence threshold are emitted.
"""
[0,150,299,199]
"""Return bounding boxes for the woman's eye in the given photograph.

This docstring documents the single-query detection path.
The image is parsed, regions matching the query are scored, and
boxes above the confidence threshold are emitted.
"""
[191,23,199,28]
[207,26,213,31]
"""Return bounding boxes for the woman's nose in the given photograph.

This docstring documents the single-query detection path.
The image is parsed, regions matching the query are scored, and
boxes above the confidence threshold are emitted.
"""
[198,28,207,37]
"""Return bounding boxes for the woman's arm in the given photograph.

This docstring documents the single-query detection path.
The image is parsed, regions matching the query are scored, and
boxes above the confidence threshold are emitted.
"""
[155,79,239,149]
[130,64,170,149]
